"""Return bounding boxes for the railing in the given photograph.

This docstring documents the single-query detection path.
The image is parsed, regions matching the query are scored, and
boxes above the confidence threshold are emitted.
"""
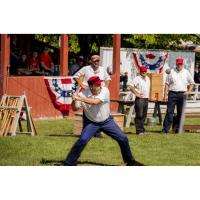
[189,83,200,101]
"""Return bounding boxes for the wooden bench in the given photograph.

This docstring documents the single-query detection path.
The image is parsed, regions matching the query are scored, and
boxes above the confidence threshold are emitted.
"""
[184,113,200,132]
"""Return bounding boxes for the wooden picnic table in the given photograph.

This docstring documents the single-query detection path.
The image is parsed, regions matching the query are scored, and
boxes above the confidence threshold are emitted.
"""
[111,99,168,128]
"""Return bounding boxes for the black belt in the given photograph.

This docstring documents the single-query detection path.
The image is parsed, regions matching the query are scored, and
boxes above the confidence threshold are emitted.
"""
[169,91,185,93]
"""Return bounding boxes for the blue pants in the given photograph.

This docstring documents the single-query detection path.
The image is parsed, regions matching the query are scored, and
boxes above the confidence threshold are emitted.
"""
[134,98,148,134]
[65,115,135,166]
[162,91,186,133]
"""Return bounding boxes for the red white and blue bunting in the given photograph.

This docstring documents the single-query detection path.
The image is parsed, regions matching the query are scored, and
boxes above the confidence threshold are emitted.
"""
[133,50,168,73]
[44,77,76,115]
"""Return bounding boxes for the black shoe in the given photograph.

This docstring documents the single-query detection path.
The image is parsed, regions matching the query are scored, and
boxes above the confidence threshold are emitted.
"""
[127,160,144,166]
[161,130,168,134]
[64,161,76,166]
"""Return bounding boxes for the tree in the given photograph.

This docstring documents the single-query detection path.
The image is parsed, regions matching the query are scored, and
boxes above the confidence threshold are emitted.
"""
[76,34,113,58]
[122,34,200,50]
[34,34,200,61]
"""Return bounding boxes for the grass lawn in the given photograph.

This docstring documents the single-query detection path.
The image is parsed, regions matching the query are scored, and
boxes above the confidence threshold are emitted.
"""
[0,118,200,166]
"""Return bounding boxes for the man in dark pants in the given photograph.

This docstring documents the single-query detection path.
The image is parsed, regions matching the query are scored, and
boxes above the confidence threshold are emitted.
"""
[128,66,150,135]
[162,58,195,134]
[64,76,143,166]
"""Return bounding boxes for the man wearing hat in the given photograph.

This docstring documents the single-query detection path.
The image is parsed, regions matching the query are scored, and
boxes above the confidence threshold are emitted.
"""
[128,66,150,135]
[162,57,195,134]
[64,76,143,166]
[73,55,111,89]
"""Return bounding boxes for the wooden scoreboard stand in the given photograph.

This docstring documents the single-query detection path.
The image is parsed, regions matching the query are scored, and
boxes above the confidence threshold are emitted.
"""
[148,73,163,101]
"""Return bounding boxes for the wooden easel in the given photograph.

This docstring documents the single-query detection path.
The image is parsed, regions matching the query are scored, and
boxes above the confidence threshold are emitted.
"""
[0,95,37,137]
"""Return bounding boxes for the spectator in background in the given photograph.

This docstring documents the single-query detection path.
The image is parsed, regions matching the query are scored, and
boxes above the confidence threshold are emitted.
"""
[17,54,30,75]
[29,51,39,71]
[120,72,128,91]
[10,35,21,75]
[69,56,85,76]
[39,47,54,75]
[194,64,200,84]
[19,54,28,69]
[28,51,44,75]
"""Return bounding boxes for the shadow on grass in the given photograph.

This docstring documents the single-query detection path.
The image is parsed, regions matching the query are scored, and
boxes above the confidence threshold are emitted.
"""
[40,159,65,166]
[40,159,117,166]
[48,134,79,138]
[77,161,117,166]
[148,130,162,133]
[124,131,135,135]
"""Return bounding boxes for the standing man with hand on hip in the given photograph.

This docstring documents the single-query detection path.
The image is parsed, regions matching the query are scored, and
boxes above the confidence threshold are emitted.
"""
[162,58,195,134]
[128,66,150,135]
[64,76,143,166]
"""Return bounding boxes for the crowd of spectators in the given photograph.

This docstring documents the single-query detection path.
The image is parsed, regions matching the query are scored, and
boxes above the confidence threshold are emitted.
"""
[10,35,56,76]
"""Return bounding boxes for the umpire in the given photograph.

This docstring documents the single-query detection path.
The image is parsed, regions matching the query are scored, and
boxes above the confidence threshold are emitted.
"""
[162,58,195,134]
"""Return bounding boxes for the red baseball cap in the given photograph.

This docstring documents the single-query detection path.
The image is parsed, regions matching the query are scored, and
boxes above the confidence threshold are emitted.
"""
[139,66,148,71]
[176,58,184,64]
[87,76,103,85]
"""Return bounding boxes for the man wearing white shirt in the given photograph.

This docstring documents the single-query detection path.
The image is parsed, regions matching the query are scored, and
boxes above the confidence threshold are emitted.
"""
[73,55,111,88]
[128,66,150,135]
[64,76,143,166]
[162,58,195,134]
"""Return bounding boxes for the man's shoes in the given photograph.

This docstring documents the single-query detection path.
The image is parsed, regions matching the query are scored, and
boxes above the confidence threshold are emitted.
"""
[127,160,144,166]
[138,132,144,136]
[175,131,182,134]
[161,130,168,134]
[64,161,76,166]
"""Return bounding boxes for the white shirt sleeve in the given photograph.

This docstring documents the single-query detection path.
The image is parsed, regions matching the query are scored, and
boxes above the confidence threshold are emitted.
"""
[186,70,195,84]
[73,66,86,79]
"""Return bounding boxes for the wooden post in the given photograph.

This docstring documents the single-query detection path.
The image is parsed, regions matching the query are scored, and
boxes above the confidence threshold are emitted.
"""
[110,34,121,112]
[0,34,10,96]
[59,34,68,76]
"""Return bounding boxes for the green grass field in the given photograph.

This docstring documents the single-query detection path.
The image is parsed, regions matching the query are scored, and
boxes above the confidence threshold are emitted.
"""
[0,118,200,166]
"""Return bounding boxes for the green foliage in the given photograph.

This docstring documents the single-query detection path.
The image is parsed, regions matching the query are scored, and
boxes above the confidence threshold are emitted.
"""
[33,34,200,59]
[77,34,113,57]
[34,34,59,48]
[68,34,80,53]
[122,34,200,49]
